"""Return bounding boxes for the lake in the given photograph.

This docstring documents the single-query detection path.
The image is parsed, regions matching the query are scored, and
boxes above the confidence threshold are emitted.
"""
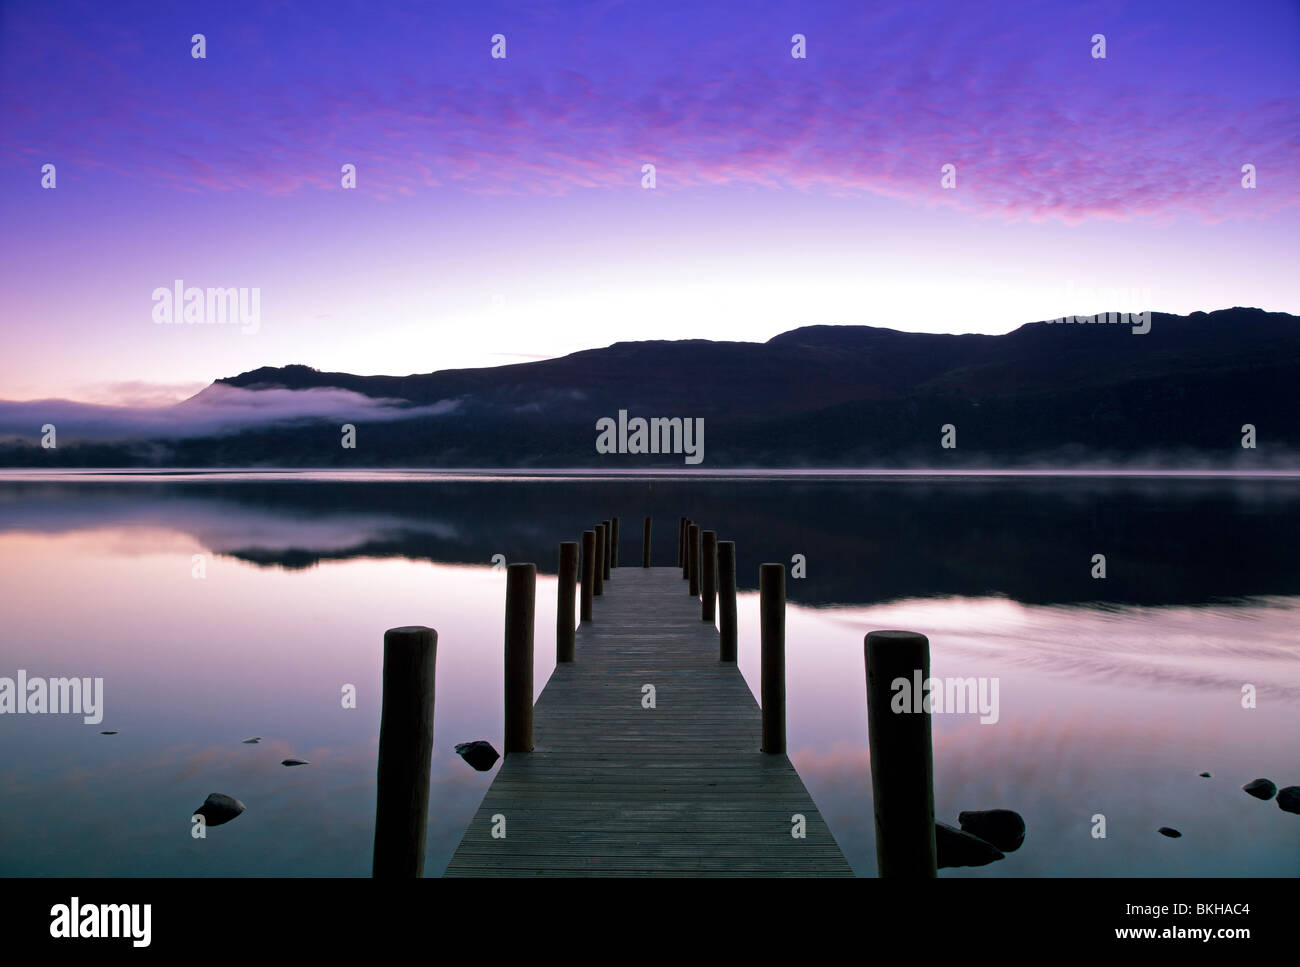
[1,470,1297,876]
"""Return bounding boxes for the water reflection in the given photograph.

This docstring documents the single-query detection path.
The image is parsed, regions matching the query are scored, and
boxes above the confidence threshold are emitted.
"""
[765,598,1300,876]
[0,474,1297,877]
[3,473,1299,604]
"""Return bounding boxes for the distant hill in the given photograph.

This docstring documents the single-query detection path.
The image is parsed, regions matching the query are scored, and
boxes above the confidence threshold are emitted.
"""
[4,307,1298,467]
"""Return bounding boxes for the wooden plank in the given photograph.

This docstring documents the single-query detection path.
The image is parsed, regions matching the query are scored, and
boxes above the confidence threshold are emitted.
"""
[444,566,852,877]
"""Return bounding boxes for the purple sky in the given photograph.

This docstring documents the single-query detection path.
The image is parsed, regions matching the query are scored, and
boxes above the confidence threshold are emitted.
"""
[2,0,1297,403]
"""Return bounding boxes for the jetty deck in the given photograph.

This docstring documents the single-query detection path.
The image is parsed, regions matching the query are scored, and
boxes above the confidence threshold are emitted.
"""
[445,565,852,876]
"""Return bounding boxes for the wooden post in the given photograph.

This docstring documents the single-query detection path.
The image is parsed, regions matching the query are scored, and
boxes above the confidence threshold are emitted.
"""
[601,519,612,581]
[557,542,578,662]
[681,519,690,579]
[611,516,619,569]
[701,530,718,622]
[718,541,737,662]
[687,523,700,596]
[760,564,786,754]
[678,517,686,568]
[580,530,595,622]
[504,563,536,755]
[642,516,651,568]
[594,524,605,596]
[373,625,438,878]
[865,630,937,878]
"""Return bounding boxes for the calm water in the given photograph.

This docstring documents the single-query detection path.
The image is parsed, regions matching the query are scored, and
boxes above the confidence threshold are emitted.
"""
[1,471,1298,877]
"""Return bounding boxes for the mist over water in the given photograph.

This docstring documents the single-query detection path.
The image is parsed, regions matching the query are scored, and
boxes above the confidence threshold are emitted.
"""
[0,472,1297,876]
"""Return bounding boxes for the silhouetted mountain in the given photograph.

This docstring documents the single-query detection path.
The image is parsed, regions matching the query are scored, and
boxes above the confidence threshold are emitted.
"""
[4,307,1298,467]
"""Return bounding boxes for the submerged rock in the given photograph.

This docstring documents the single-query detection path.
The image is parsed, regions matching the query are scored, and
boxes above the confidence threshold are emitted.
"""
[281,758,308,767]
[957,809,1026,852]
[1277,787,1300,815]
[193,793,245,827]
[455,740,501,772]
[1158,827,1182,838]
[1243,778,1277,801]
[936,822,1004,868]
[242,737,261,744]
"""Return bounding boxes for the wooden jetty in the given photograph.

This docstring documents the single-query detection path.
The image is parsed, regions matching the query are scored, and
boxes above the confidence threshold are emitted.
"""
[445,564,851,876]
[373,514,937,879]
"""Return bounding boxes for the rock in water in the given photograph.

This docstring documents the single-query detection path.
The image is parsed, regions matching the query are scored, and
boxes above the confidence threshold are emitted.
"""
[1158,827,1182,838]
[1198,772,1211,778]
[193,793,245,827]
[957,809,1026,852]
[281,758,308,767]
[936,822,1004,868]
[1277,787,1300,815]
[455,740,501,772]
[242,737,261,744]
[100,730,118,735]
[1243,778,1277,801]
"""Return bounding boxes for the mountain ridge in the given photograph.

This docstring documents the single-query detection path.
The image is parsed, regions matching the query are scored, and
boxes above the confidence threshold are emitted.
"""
[5,307,1298,467]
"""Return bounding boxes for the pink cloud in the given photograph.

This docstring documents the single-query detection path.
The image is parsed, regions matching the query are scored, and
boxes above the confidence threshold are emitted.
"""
[2,2,1296,220]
